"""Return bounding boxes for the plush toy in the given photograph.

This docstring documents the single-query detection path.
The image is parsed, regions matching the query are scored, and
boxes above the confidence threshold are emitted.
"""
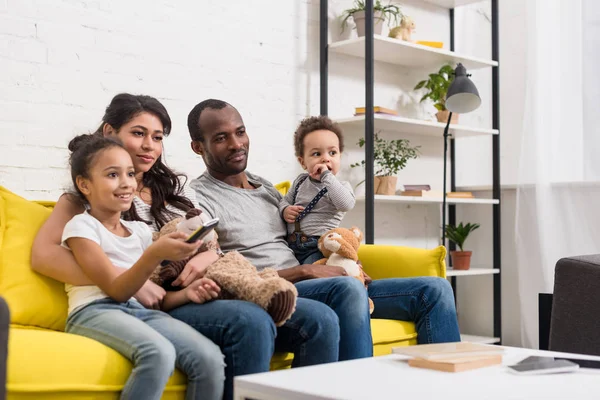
[151,209,298,326]
[389,15,416,42]
[315,227,375,314]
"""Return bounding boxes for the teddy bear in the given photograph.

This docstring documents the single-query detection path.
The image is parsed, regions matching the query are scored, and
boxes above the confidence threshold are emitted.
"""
[314,226,375,314]
[150,209,298,327]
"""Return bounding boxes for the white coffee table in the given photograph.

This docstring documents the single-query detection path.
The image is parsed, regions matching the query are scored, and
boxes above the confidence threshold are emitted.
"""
[234,346,600,400]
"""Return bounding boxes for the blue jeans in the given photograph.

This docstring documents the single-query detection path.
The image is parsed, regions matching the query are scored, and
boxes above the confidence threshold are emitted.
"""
[295,276,461,360]
[168,298,339,400]
[66,299,225,400]
[288,235,324,264]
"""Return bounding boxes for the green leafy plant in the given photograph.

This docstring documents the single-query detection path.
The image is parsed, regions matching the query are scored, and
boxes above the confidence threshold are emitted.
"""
[414,64,455,111]
[444,222,480,251]
[350,132,420,177]
[341,0,403,32]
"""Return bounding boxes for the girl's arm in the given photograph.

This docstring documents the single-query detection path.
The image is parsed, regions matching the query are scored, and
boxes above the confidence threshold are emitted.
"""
[67,232,200,303]
[31,194,94,285]
[161,278,220,311]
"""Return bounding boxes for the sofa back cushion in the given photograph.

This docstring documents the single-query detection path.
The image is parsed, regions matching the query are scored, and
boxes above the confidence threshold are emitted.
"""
[0,186,66,331]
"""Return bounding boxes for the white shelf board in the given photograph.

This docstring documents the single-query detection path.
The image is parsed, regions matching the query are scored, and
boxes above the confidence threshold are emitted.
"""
[446,267,500,277]
[329,35,497,70]
[461,334,501,344]
[334,114,498,138]
[423,0,486,9]
[356,194,499,205]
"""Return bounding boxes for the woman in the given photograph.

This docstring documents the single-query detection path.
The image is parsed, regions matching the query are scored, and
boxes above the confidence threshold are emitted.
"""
[31,93,276,400]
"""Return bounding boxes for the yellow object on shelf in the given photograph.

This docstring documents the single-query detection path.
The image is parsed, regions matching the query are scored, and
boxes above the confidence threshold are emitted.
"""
[416,40,444,49]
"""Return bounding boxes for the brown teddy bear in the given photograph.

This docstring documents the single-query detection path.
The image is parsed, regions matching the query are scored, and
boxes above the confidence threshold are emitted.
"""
[315,227,375,314]
[151,209,298,326]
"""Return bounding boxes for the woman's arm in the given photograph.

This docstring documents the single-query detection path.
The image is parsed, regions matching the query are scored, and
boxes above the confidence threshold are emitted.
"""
[30,194,93,285]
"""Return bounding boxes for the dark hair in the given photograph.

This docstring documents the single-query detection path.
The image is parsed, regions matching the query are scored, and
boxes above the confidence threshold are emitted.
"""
[294,115,344,157]
[187,99,231,142]
[96,93,193,229]
[68,134,125,202]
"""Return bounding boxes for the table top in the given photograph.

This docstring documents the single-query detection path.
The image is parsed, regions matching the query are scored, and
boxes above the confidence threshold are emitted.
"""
[234,346,600,400]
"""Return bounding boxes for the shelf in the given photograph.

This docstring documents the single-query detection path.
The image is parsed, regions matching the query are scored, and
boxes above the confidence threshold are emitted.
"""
[334,114,498,138]
[446,267,500,277]
[329,35,497,70]
[460,334,501,344]
[423,0,486,9]
[356,195,499,205]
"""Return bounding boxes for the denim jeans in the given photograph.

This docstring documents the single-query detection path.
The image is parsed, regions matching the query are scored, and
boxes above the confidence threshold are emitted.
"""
[169,298,339,400]
[288,235,324,264]
[66,299,225,400]
[295,276,461,360]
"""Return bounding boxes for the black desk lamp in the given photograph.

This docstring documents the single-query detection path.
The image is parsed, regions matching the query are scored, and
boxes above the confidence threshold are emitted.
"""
[441,63,481,244]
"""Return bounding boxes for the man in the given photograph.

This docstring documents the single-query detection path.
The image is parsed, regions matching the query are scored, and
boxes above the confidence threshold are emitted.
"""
[186,98,461,374]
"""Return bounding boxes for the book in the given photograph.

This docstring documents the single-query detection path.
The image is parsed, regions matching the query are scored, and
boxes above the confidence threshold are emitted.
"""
[399,190,443,197]
[402,184,431,191]
[392,342,504,360]
[354,106,398,116]
[447,191,474,198]
[408,354,503,373]
[416,40,444,49]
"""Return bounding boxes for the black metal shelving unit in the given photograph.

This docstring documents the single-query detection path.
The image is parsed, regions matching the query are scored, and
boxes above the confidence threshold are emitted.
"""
[319,0,501,343]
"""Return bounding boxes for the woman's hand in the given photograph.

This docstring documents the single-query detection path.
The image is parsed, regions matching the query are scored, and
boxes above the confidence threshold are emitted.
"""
[134,280,166,310]
[149,232,202,262]
[172,250,220,288]
[184,278,221,304]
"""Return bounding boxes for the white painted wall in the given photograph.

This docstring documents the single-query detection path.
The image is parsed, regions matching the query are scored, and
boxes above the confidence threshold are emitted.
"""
[0,0,525,345]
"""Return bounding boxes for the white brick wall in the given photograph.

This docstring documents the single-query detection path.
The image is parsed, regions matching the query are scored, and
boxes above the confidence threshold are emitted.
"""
[0,0,322,200]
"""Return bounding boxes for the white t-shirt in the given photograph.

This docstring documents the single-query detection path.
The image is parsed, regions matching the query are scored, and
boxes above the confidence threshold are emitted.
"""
[61,211,153,314]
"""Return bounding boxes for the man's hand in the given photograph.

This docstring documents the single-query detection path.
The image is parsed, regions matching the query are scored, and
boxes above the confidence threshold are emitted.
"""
[357,260,372,285]
[134,280,166,310]
[309,163,329,180]
[283,205,305,223]
[184,278,221,304]
[172,250,220,288]
[303,264,348,279]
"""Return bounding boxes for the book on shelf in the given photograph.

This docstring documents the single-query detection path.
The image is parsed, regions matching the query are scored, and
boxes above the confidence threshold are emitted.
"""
[415,40,444,48]
[399,190,474,198]
[392,342,504,361]
[402,184,431,191]
[354,106,398,116]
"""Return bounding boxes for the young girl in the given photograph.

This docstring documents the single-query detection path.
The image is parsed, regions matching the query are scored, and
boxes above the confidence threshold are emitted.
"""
[62,134,224,400]
[279,116,356,264]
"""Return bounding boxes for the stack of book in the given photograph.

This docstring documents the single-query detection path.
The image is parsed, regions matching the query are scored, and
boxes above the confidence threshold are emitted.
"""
[399,185,474,199]
[354,106,398,116]
[392,342,504,372]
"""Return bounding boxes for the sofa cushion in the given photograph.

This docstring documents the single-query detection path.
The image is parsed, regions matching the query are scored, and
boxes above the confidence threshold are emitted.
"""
[0,186,68,331]
[7,327,186,399]
[358,244,446,279]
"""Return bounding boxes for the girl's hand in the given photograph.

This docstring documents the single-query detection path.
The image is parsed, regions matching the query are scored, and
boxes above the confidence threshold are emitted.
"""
[134,280,166,310]
[283,205,305,223]
[149,232,202,262]
[184,278,221,304]
[172,250,220,288]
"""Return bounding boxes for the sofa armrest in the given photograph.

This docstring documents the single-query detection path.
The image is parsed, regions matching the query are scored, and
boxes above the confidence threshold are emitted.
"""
[549,255,600,356]
[357,244,446,280]
[0,297,9,400]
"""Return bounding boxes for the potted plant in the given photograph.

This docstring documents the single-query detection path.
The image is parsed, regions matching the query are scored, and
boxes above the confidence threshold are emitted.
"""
[414,64,459,124]
[350,132,419,195]
[444,222,480,270]
[341,0,403,37]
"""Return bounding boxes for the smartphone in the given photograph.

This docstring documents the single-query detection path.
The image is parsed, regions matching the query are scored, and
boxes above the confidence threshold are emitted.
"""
[518,355,600,370]
[160,218,219,266]
[185,218,219,243]
[507,357,579,375]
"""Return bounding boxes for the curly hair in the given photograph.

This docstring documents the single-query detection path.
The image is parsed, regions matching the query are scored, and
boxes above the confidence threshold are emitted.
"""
[293,116,344,157]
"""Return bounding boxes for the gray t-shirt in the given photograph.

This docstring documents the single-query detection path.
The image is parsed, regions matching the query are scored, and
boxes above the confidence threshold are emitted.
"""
[190,171,299,271]
[278,171,355,236]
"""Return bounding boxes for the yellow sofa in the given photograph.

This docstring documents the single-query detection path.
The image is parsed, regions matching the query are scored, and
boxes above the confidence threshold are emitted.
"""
[0,185,447,399]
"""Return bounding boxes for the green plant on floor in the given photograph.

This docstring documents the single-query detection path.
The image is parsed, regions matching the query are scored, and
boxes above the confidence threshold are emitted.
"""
[414,64,455,111]
[350,132,420,177]
[341,0,403,32]
[444,222,480,251]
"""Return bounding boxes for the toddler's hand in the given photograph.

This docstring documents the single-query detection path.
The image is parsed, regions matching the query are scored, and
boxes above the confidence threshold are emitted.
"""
[149,232,202,262]
[283,205,305,223]
[309,163,330,180]
[185,278,221,304]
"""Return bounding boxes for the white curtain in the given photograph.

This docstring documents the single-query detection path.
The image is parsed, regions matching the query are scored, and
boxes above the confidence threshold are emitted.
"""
[515,0,600,348]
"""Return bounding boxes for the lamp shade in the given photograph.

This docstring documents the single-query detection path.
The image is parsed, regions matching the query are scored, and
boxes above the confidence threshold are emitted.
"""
[445,63,481,114]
